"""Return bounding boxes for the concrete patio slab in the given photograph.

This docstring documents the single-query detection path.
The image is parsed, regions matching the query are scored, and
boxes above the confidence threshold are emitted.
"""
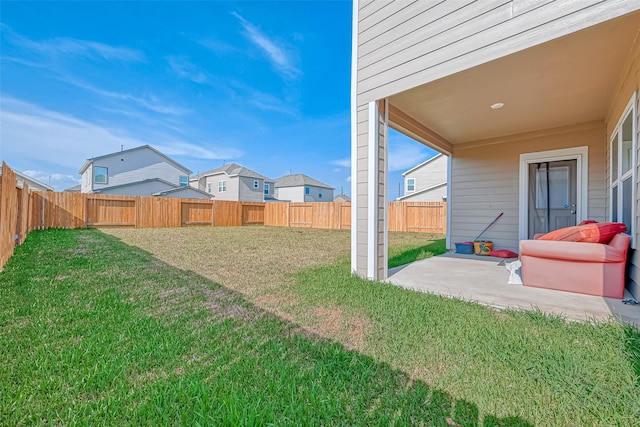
[387,252,640,326]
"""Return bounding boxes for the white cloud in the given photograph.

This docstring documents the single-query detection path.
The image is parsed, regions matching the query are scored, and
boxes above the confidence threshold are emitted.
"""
[166,56,207,84]
[155,141,243,161]
[1,96,146,170]
[346,176,351,182]
[332,158,350,168]
[232,12,301,80]
[388,140,432,172]
[0,97,244,188]
[22,170,79,191]
[63,77,191,116]
[3,25,144,62]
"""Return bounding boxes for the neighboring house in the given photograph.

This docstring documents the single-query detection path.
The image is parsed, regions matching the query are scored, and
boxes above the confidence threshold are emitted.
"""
[274,174,334,202]
[190,163,275,202]
[0,165,54,191]
[351,1,640,301]
[334,193,351,202]
[78,145,193,197]
[64,184,81,193]
[396,153,447,202]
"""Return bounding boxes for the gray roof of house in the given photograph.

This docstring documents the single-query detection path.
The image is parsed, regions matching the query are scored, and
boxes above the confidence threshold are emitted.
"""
[274,174,334,190]
[91,178,177,193]
[79,145,192,175]
[192,163,273,181]
[153,186,213,198]
[333,193,351,202]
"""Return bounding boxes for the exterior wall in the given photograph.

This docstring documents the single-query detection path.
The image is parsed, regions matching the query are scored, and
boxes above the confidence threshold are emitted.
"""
[400,183,447,202]
[86,149,189,193]
[450,122,606,252]
[274,185,334,202]
[97,180,176,196]
[238,176,266,202]
[304,186,334,202]
[605,34,640,299]
[275,186,302,202]
[199,174,241,201]
[405,156,447,194]
[81,165,92,193]
[357,1,639,105]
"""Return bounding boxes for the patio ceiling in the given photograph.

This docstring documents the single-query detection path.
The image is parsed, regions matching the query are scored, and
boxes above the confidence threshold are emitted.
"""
[389,12,640,151]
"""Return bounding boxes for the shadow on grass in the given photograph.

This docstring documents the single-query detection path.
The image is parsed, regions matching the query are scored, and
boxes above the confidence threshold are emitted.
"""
[388,238,447,269]
[0,229,532,426]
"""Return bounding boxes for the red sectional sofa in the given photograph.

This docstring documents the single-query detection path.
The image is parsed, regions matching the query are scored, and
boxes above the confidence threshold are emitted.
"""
[519,226,630,299]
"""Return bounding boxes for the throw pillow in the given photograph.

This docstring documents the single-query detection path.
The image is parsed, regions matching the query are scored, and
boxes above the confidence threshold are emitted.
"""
[537,222,627,243]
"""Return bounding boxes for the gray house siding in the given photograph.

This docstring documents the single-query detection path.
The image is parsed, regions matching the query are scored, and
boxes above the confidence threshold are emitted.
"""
[357,1,638,104]
[81,147,190,194]
[450,122,606,252]
[238,176,267,202]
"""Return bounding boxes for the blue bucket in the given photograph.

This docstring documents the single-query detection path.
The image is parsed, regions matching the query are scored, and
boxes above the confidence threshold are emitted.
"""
[455,242,474,254]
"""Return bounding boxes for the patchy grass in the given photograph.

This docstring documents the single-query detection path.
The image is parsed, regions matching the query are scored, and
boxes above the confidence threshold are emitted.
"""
[1,228,523,426]
[3,227,639,425]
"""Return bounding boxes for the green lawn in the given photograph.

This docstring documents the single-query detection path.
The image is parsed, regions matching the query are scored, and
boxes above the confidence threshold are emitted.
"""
[1,228,639,425]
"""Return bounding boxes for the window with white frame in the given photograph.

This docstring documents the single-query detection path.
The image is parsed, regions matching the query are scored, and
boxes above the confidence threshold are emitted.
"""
[94,166,108,184]
[254,180,259,189]
[611,93,637,241]
[207,183,212,194]
[218,180,226,193]
[264,183,270,195]
[179,176,188,187]
[407,178,415,192]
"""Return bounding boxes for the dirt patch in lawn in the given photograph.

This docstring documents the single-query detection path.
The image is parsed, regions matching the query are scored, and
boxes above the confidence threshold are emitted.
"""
[102,226,440,344]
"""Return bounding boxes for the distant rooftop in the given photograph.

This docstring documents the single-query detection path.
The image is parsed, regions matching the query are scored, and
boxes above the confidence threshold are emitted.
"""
[274,173,334,190]
[191,162,272,181]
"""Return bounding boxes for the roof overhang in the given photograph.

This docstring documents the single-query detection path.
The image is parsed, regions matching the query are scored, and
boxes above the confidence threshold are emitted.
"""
[388,12,640,153]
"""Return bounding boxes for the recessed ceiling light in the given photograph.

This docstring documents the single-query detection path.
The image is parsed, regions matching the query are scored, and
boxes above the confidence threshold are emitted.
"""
[491,102,505,109]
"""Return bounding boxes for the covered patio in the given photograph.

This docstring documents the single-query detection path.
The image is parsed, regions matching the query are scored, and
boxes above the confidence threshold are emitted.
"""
[387,252,640,325]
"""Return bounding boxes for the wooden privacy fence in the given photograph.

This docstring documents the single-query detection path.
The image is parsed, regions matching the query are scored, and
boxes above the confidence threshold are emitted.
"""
[0,162,446,270]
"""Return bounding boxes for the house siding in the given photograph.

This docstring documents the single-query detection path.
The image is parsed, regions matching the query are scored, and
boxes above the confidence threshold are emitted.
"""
[87,148,188,193]
[208,175,240,201]
[400,154,447,201]
[356,0,639,104]
[605,34,640,299]
[81,164,92,193]
[238,176,266,202]
[450,122,606,252]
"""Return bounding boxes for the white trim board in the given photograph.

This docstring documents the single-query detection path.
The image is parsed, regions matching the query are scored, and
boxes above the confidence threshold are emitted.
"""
[518,146,589,240]
[368,101,379,279]
[350,0,358,275]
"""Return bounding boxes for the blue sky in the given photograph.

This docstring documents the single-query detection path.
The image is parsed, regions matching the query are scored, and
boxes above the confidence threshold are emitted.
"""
[1,1,436,199]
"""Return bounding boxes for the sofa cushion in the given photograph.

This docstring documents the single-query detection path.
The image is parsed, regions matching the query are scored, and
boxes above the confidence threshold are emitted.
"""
[537,222,627,243]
